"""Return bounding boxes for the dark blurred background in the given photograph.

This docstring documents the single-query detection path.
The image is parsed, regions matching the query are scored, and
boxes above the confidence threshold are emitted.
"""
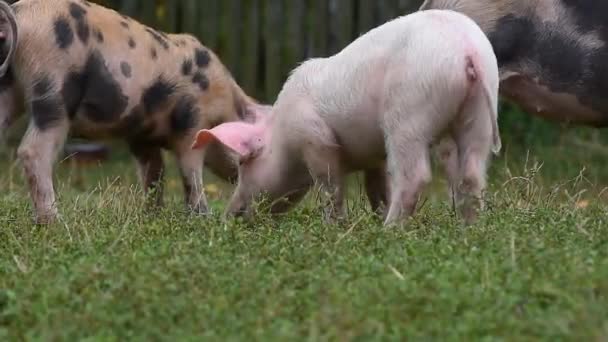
[96,0,422,102]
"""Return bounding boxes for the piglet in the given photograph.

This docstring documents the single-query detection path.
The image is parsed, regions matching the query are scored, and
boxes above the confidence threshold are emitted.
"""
[0,0,269,224]
[193,9,501,226]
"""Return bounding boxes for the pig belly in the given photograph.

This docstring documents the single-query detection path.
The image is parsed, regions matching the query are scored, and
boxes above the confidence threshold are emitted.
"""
[332,116,386,171]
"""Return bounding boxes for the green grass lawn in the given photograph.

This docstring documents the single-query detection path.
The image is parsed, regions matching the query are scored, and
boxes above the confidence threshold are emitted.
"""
[1,115,608,340]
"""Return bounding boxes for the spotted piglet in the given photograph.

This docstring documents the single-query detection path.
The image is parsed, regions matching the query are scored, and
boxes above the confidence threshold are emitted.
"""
[192,10,502,226]
[0,0,268,224]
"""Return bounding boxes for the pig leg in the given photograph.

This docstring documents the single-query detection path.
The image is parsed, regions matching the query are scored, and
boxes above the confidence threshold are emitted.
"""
[384,141,432,226]
[18,119,70,224]
[173,146,208,214]
[303,145,345,222]
[435,136,462,211]
[453,100,493,224]
[365,166,388,217]
[129,144,165,209]
[455,146,489,224]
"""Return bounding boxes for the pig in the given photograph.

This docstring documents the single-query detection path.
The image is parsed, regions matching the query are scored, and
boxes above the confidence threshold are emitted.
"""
[419,0,608,127]
[192,9,501,226]
[0,0,269,224]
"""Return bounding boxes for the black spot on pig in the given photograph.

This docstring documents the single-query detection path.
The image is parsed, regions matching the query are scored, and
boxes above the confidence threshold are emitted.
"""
[33,76,54,97]
[194,48,210,68]
[580,49,608,113]
[120,21,129,29]
[146,28,169,50]
[82,52,128,122]
[120,61,132,78]
[120,14,132,22]
[126,113,167,146]
[142,77,176,114]
[562,0,608,38]
[128,37,136,49]
[150,47,158,60]
[69,2,90,44]
[489,15,584,90]
[33,75,53,97]
[121,105,147,136]
[62,71,85,118]
[54,17,74,49]
[170,96,199,133]
[94,29,104,43]
[181,59,193,76]
[75,20,90,44]
[69,2,87,20]
[488,15,534,66]
[31,75,64,130]
[560,0,608,114]
[62,51,128,123]
[491,13,608,115]
[535,31,585,91]
[192,72,209,91]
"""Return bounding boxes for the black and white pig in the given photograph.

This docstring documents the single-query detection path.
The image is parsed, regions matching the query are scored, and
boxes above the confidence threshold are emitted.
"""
[419,0,608,127]
[192,9,501,226]
[0,0,269,224]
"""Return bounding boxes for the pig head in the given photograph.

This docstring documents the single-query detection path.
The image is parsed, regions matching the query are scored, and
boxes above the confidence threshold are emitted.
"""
[420,0,608,127]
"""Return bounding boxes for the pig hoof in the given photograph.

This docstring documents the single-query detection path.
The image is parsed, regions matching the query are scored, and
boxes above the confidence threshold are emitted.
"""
[189,204,210,216]
[35,211,58,225]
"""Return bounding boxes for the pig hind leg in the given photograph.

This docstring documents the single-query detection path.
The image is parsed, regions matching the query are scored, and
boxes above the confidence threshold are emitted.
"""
[381,82,442,227]
[452,94,494,224]
[129,144,166,209]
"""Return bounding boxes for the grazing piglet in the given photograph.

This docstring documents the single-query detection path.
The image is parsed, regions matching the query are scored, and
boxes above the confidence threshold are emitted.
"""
[0,0,268,224]
[192,9,501,226]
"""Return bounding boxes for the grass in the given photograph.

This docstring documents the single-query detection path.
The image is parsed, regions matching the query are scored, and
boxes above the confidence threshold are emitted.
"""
[1,111,608,340]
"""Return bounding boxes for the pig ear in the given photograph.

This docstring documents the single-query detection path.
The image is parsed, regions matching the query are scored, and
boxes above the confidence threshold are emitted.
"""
[191,122,262,158]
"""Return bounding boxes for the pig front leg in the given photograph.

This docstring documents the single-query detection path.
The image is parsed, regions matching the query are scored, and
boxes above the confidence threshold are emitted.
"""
[18,118,70,224]
[129,143,165,209]
[365,166,388,217]
[303,145,346,222]
[173,145,208,215]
